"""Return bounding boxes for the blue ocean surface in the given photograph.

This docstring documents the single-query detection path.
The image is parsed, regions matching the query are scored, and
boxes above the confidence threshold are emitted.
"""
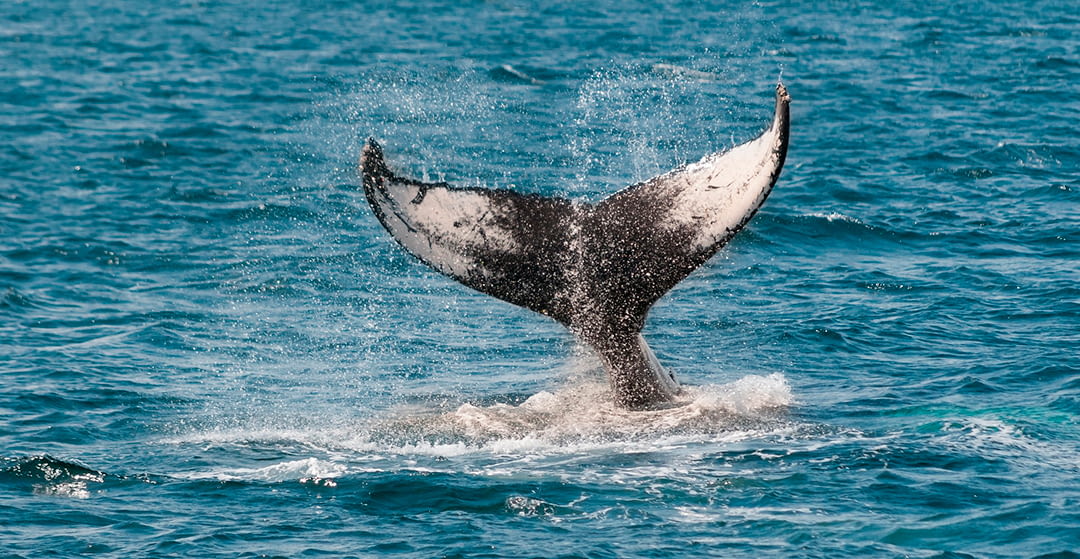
[2,1,1078,557]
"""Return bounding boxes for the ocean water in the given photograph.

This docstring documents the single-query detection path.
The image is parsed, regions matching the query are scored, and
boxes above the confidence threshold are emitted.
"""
[2,0,1078,557]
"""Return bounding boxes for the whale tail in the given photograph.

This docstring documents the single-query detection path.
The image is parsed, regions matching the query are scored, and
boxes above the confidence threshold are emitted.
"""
[361,84,790,409]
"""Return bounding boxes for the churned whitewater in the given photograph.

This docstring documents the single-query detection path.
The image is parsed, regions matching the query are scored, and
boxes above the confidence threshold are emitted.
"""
[2,1,1077,558]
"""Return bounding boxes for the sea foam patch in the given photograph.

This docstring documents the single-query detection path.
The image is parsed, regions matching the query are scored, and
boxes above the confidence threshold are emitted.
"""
[368,372,795,451]
[172,457,348,485]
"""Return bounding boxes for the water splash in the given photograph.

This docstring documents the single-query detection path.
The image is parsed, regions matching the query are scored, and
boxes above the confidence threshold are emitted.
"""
[163,372,796,484]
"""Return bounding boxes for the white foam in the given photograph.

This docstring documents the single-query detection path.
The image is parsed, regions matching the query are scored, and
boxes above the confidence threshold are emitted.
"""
[366,372,794,454]
[674,505,725,523]
[174,457,348,485]
[808,211,861,224]
[693,373,794,413]
[937,417,1080,473]
[34,481,93,499]
[498,64,544,85]
[31,468,104,499]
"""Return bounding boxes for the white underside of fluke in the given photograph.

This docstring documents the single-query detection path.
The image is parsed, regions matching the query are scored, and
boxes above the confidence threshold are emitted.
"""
[613,83,790,254]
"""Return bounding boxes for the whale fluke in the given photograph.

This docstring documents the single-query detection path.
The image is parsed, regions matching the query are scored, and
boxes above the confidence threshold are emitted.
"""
[361,83,790,409]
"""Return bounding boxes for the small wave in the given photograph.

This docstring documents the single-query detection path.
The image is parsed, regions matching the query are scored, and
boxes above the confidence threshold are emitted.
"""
[805,211,863,224]
[934,418,1080,473]
[986,141,1062,170]
[1,455,109,499]
[1034,56,1080,70]
[768,212,909,253]
[0,287,40,310]
[489,64,545,85]
[172,457,347,486]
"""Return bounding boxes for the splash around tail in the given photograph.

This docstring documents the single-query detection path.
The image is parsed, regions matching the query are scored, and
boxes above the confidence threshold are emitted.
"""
[368,372,795,450]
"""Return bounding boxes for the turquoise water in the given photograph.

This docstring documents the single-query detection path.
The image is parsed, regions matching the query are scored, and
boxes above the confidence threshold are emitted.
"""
[2,1,1078,557]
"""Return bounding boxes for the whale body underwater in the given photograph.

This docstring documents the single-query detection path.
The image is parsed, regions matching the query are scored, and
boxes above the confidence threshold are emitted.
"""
[361,83,791,409]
